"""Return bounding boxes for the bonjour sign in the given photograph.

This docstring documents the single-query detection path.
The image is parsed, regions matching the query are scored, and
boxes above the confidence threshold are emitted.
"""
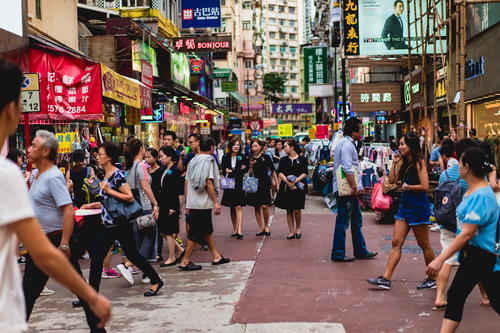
[172,36,232,53]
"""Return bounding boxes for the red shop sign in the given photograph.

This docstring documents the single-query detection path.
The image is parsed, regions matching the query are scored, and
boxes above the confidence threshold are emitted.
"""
[180,102,193,115]
[141,60,153,88]
[28,47,102,120]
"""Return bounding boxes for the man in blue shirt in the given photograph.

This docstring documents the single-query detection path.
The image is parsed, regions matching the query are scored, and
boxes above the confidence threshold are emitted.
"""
[430,132,446,172]
[331,118,377,262]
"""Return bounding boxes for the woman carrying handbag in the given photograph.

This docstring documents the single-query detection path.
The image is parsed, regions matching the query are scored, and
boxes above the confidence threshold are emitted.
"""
[80,142,164,297]
[274,139,308,239]
[246,139,278,236]
[221,137,249,239]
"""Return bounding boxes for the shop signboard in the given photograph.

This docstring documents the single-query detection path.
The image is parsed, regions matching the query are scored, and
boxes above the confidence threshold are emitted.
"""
[350,82,401,112]
[181,0,221,29]
[132,42,158,77]
[467,3,500,39]
[272,103,313,114]
[189,58,204,75]
[21,73,41,113]
[303,46,328,93]
[0,0,23,36]
[141,103,164,123]
[243,95,265,111]
[141,60,153,88]
[173,36,231,53]
[278,124,293,137]
[29,48,102,120]
[349,0,446,56]
[170,52,190,88]
[221,81,238,92]
[316,125,329,139]
[101,64,141,109]
[55,132,76,154]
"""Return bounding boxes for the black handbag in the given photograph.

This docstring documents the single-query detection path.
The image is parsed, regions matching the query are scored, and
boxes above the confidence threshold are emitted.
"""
[101,195,143,222]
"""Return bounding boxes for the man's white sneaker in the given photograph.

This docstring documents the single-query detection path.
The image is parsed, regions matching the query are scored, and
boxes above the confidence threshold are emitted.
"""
[117,264,134,285]
[40,287,55,296]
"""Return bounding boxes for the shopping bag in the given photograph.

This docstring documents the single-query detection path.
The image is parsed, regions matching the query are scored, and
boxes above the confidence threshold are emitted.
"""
[243,176,259,193]
[220,176,236,190]
[335,166,359,196]
[371,180,393,212]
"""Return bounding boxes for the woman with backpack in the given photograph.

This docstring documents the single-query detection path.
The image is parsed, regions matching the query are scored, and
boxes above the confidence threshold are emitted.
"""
[80,142,164,296]
[124,139,160,276]
[66,149,95,208]
[367,133,436,290]
[427,147,500,333]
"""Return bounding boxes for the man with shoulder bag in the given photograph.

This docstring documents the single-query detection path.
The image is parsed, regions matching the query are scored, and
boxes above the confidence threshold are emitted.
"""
[331,118,377,262]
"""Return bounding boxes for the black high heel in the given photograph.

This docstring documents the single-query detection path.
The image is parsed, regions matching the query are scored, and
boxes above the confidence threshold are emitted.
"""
[236,234,243,240]
[265,231,271,236]
[256,231,266,236]
[295,233,302,239]
[144,280,164,297]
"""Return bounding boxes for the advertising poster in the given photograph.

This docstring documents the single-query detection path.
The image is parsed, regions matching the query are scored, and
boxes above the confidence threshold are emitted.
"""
[278,124,293,137]
[467,3,500,39]
[101,64,141,109]
[181,0,221,29]
[354,0,446,56]
[316,125,329,139]
[29,48,102,120]
[170,52,191,88]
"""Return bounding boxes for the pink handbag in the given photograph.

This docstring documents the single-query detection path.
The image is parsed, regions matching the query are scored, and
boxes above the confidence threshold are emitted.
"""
[372,179,393,212]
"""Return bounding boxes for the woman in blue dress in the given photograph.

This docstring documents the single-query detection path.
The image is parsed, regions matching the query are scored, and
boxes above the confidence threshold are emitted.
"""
[368,132,435,290]
[427,147,500,333]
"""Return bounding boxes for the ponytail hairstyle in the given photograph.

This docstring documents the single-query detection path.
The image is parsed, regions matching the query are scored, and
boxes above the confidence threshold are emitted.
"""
[460,147,492,178]
[124,138,143,170]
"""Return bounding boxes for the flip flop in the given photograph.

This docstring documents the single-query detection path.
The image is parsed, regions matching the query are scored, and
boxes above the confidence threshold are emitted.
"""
[432,304,447,311]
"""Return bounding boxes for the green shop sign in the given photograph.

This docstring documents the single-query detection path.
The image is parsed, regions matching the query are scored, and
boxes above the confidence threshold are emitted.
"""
[303,46,328,93]
[221,81,238,92]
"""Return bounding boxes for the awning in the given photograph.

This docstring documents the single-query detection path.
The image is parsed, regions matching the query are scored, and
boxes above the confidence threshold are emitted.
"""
[229,92,246,104]
[214,68,232,78]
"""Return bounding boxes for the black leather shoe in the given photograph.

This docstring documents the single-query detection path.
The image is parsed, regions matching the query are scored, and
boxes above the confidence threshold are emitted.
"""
[332,256,355,262]
[295,233,302,239]
[256,231,266,236]
[286,235,295,240]
[356,252,378,259]
[144,280,164,297]
[236,234,243,240]
[265,231,271,236]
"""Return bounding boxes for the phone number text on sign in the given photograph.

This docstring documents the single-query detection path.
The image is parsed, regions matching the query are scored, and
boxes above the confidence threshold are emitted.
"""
[48,105,87,114]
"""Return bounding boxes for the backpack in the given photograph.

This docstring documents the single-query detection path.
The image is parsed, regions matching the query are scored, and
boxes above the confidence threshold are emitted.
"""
[433,170,464,230]
[319,141,331,162]
[82,168,102,204]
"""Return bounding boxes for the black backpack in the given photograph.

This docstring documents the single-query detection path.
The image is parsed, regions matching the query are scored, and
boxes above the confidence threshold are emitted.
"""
[433,170,464,230]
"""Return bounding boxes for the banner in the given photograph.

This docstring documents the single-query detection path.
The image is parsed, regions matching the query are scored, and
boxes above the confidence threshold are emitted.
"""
[272,103,313,114]
[101,64,141,109]
[354,0,447,56]
[181,0,222,29]
[278,124,293,137]
[303,47,328,93]
[170,52,190,88]
[28,47,102,120]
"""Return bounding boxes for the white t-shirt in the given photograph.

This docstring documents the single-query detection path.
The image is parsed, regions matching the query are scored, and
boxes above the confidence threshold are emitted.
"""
[0,158,35,333]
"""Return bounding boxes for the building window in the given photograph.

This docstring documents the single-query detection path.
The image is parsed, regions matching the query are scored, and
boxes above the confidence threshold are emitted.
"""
[214,18,227,33]
[270,59,277,65]
[243,21,252,30]
[280,46,287,53]
[244,80,254,89]
[291,87,298,93]
[279,32,286,39]
[290,60,297,67]
[278,6,285,13]
[35,0,42,19]
[221,0,226,5]
[269,32,276,39]
[280,59,287,66]
[282,86,287,93]
[289,20,296,27]
[269,18,276,25]
[243,1,251,9]
[270,45,277,52]
[290,73,297,80]
[289,33,296,40]
[269,5,275,11]
[245,59,253,68]
[289,7,296,14]
[279,19,286,26]
[289,46,297,53]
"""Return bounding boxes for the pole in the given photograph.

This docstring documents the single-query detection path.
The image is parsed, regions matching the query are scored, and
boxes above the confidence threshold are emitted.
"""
[333,47,338,115]
[341,57,346,121]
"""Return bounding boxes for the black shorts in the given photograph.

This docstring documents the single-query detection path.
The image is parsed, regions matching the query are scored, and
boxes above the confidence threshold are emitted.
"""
[186,209,213,243]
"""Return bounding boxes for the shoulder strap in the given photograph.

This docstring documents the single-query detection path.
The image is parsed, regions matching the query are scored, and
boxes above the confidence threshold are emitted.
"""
[495,213,499,252]
[444,170,451,182]
[86,166,91,179]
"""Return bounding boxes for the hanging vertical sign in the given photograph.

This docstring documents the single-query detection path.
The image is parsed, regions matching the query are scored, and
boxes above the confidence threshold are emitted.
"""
[344,0,360,56]
[303,46,328,93]
[181,0,221,29]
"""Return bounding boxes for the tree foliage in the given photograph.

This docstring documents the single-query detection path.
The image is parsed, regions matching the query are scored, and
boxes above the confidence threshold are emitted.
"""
[262,73,286,103]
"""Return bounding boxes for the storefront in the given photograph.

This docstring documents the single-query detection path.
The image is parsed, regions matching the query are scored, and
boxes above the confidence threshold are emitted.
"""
[350,82,401,141]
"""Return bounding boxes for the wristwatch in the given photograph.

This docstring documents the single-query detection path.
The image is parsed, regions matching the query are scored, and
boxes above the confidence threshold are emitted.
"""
[60,244,69,251]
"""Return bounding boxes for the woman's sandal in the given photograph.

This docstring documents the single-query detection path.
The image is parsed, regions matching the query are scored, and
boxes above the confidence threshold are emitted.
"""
[432,304,447,311]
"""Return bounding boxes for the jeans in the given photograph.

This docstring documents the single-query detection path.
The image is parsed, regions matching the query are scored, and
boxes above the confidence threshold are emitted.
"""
[331,195,369,260]
[132,217,158,261]
[22,231,105,333]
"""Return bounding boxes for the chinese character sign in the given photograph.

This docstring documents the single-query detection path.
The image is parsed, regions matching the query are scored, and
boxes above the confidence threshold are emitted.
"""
[172,36,231,53]
[181,0,221,29]
[278,124,293,137]
[28,48,102,120]
[101,64,141,109]
[303,47,328,93]
[271,104,313,114]
[344,0,360,56]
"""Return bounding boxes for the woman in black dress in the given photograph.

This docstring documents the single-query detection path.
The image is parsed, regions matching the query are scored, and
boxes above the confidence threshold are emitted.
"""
[221,137,249,239]
[157,146,185,267]
[275,139,308,239]
[246,139,278,236]
[145,147,164,261]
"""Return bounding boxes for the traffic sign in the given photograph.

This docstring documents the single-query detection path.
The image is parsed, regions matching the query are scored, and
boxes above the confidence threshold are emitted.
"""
[21,73,41,113]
